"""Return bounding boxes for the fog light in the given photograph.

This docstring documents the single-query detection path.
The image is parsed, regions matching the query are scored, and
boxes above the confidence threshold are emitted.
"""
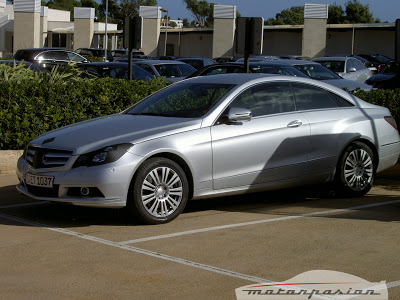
[80,187,90,196]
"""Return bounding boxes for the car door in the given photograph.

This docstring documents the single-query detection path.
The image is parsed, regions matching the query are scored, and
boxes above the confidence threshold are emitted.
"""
[211,82,310,190]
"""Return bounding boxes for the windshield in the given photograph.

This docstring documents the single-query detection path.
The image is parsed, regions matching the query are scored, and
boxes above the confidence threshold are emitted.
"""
[316,61,345,73]
[126,83,234,118]
[251,65,309,77]
[293,64,342,80]
[154,64,195,77]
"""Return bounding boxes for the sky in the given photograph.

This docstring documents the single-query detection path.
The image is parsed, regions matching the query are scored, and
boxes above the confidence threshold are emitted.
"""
[156,0,399,23]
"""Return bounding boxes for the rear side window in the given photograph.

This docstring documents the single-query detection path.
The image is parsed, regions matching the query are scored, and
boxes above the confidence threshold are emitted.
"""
[329,92,354,107]
[292,83,340,110]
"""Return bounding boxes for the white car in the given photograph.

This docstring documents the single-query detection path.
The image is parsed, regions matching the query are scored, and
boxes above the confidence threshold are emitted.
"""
[16,74,400,224]
[312,57,373,84]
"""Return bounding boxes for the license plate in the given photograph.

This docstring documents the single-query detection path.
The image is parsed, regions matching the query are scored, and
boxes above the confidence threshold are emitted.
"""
[26,174,54,188]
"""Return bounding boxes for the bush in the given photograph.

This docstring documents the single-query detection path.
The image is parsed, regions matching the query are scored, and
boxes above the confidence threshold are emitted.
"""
[0,64,168,149]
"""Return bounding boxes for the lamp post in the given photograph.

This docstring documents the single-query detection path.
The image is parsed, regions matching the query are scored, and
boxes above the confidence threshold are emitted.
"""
[104,0,108,61]
[160,8,168,56]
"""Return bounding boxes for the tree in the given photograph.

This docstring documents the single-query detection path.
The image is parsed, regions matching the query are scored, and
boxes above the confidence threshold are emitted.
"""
[264,6,303,25]
[170,21,177,28]
[183,0,214,28]
[344,0,377,23]
[328,3,344,24]
[46,0,82,13]
[264,1,381,25]
[80,0,99,15]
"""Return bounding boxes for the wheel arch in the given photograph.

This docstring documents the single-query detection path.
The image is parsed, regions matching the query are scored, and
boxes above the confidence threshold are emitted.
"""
[343,138,379,171]
[334,137,379,180]
[129,152,194,200]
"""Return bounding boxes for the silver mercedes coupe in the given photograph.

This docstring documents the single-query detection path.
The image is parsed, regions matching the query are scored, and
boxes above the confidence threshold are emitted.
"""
[16,74,400,224]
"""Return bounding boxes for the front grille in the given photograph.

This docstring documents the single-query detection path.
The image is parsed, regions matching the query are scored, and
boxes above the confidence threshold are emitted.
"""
[26,184,60,198]
[26,146,73,169]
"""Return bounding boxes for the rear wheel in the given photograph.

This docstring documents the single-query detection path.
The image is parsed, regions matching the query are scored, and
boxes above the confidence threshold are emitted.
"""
[127,157,189,224]
[335,142,375,197]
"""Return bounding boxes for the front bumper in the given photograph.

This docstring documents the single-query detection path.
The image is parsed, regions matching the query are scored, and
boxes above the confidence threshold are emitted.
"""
[16,152,144,208]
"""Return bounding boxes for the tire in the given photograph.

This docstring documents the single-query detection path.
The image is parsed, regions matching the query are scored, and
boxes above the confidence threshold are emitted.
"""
[335,142,375,197]
[127,157,189,224]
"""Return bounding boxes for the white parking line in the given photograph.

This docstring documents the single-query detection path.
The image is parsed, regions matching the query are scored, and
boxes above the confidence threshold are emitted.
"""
[387,280,400,289]
[119,199,400,245]
[0,212,271,283]
[0,201,49,209]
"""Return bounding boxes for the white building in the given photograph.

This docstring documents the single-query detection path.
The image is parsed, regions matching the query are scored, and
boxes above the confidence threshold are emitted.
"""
[0,4,119,56]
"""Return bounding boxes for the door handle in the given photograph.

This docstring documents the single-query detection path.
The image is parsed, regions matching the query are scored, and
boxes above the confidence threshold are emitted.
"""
[287,120,302,128]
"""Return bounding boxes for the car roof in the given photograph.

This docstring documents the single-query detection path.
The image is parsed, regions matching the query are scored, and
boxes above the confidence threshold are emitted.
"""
[182,73,276,85]
[313,57,350,61]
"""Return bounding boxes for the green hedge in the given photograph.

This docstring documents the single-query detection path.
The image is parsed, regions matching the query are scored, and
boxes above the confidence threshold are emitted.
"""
[0,68,168,149]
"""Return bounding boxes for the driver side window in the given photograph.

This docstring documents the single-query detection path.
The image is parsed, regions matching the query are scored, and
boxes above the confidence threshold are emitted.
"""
[229,82,295,117]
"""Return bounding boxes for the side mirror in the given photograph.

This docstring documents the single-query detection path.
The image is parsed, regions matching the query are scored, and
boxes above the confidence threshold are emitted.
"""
[227,107,252,122]
[348,67,357,73]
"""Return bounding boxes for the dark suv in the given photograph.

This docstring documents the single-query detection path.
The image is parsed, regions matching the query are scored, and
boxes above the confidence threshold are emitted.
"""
[13,48,88,71]
[75,48,114,62]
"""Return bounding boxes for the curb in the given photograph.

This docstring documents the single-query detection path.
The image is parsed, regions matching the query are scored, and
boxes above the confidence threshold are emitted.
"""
[0,150,23,174]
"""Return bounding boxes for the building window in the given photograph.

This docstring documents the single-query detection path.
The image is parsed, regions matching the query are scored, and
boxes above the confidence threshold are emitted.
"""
[52,33,67,48]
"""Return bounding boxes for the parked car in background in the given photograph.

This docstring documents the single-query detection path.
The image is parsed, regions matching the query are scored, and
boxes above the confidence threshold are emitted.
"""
[13,48,88,71]
[0,60,43,72]
[176,57,217,70]
[373,74,400,90]
[236,56,280,62]
[281,60,372,91]
[133,60,196,82]
[212,57,241,63]
[115,55,157,62]
[366,60,398,86]
[78,62,153,80]
[111,49,145,58]
[312,57,372,83]
[357,54,392,72]
[75,48,114,62]
[16,74,400,224]
[334,54,378,72]
[186,62,309,79]
[157,56,179,60]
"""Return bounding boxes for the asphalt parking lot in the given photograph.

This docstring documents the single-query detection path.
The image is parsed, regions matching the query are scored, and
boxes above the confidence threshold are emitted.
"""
[1,164,400,299]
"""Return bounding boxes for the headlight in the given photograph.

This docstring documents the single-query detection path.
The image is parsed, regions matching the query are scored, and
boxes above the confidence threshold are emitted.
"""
[72,143,133,168]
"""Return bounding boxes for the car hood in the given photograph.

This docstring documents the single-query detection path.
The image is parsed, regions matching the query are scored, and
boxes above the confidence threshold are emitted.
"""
[30,114,202,154]
[321,79,372,92]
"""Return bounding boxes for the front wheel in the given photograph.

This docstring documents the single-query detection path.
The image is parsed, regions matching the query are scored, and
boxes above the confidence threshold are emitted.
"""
[335,142,375,197]
[127,157,189,224]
